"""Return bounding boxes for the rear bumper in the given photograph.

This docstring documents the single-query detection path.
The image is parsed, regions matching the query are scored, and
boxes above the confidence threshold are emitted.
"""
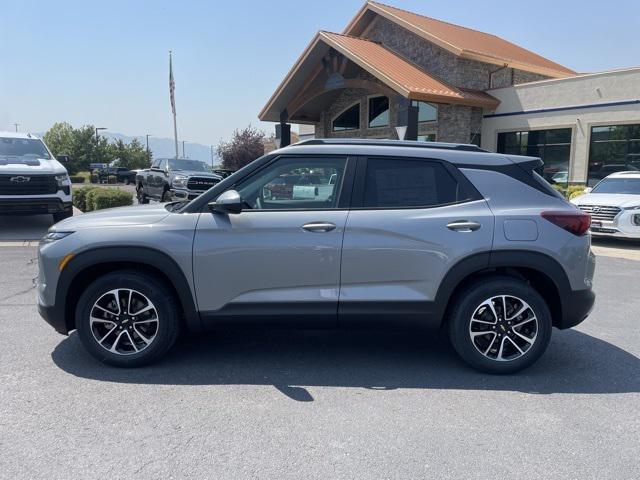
[557,288,595,329]
[0,198,72,215]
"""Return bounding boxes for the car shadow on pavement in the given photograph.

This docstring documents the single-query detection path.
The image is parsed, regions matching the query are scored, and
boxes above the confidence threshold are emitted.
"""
[51,328,640,401]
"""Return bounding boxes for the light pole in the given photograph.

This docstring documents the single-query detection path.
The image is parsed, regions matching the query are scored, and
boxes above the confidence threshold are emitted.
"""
[95,127,107,164]
[210,145,214,168]
[12,123,20,132]
[145,134,153,163]
[182,140,187,158]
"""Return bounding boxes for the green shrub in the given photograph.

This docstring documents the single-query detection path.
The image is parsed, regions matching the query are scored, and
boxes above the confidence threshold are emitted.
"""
[72,186,100,212]
[90,188,133,211]
[69,175,85,184]
[552,183,586,200]
[76,171,92,182]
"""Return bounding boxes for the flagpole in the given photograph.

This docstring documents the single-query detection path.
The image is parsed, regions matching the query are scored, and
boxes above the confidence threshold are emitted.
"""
[169,50,179,159]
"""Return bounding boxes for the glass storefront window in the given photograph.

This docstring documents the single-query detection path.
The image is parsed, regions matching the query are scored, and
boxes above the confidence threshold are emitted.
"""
[411,101,437,123]
[417,134,436,142]
[497,128,572,185]
[588,124,640,185]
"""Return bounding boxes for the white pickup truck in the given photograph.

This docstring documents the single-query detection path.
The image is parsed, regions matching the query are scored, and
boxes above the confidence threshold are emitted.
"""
[0,132,73,222]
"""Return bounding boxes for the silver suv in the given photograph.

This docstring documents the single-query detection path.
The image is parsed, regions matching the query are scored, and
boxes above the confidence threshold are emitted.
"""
[37,140,595,373]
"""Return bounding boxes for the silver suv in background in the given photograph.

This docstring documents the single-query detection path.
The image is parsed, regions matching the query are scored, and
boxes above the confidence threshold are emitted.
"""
[37,140,595,373]
[0,132,72,222]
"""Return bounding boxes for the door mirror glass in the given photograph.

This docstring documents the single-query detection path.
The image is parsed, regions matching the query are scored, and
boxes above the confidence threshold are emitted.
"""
[209,189,243,214]
[56,155,71,163]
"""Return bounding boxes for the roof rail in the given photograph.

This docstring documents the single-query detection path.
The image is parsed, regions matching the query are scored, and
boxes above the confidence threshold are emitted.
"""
[293,138,488,153]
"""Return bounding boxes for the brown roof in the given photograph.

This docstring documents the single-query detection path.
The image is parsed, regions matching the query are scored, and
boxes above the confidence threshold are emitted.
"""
[321,32,499,108]
[345,1,576,78]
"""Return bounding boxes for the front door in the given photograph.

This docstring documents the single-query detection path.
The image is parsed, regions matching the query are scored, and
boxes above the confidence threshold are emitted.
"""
[193,155,353,327]
[339,156,494,327]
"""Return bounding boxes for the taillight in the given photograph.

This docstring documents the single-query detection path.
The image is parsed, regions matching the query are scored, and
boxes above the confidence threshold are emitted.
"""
[541,211,591,236]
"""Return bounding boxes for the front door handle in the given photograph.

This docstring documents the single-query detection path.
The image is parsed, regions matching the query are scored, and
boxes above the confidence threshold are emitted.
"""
[302,222,336,232]
[447,220,482,232]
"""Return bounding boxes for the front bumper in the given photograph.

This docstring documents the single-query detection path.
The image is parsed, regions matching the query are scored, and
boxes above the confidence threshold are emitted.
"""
[37,300,69,335]
[170,189,206,201]
[0,198,72,215]
[588,210,640,239]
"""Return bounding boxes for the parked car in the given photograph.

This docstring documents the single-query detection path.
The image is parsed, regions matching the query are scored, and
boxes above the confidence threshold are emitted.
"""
[0,131,73,222]
[572,171,640,239]
[135,158,222,203]
[93,166,137,185]
[38,139,595,373]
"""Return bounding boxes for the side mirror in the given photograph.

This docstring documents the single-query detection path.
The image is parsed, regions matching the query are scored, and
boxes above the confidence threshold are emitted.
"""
[583,187,593,194]
[56,155,71,163]
[208,189,243,214]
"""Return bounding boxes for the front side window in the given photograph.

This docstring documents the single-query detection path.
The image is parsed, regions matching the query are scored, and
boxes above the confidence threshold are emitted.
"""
[363,158,459,208]
[333,103,360,131]
[588,124,640,185]
[497,128,572,185]
[0,138,51,160]
[368,96,389,128]
[237,157,346,210]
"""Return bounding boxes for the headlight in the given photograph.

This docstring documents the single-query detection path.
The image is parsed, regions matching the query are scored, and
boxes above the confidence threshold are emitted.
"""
[55,174,71,186]
[173,175,188,189]
[41,231,74,243]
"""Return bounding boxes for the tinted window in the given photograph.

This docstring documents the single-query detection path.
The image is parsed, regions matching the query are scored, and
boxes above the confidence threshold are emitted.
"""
[588,123,640,186]
[363,159,459,208]
[333,104,360,131]
[237,157,346,210]
[414,101,437,123]
[0,138,50,159]
[169,159,209,172]
[158,159,167,170]
[591,178,640,194]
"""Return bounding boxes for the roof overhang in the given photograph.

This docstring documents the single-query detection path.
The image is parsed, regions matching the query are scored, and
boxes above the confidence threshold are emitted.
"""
[259,31,499,123]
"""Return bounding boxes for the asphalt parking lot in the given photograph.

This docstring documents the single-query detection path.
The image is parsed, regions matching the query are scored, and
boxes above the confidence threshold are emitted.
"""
[0,238,638,479]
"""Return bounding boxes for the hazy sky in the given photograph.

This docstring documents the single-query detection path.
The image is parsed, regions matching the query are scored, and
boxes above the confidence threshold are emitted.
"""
[1,0,639,145]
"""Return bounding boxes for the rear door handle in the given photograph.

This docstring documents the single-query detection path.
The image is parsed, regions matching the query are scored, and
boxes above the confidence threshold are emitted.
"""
[302,222,336,232]
[447,220,481,232]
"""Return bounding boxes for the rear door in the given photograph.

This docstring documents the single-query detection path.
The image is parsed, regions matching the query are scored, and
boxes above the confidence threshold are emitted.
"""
[339,156,494,326]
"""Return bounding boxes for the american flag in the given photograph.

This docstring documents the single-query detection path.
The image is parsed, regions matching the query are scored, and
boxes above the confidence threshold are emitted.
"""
[169,51,176,115]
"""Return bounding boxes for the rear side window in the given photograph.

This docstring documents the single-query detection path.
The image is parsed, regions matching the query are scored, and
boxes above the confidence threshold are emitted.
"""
[363,158,459,208]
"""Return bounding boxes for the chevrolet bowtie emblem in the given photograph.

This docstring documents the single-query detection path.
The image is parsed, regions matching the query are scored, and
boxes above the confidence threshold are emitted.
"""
[9,176,31,183]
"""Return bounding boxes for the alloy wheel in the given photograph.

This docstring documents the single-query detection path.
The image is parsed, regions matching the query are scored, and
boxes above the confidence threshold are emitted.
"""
[468,295,538,362]
[89,288,159,355]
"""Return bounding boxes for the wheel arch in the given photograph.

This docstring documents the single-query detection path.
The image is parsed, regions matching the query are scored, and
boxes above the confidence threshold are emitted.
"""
[58,247,201,333]
[436,250,569,328]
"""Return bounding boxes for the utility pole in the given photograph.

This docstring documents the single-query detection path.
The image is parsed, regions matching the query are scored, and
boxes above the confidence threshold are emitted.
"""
[12,123,20,132]
[210,145,214,168]
[182,140,186,158]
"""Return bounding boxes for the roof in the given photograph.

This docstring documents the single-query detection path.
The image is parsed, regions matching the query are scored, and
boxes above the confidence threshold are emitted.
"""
[259,31,499,122]
[0,131,40,139]
[345,1,576,78]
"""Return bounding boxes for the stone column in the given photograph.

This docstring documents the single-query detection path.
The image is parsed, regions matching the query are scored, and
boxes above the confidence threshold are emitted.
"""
[396,97,418,140]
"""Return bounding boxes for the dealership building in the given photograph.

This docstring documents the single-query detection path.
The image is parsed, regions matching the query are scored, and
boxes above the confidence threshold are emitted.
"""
[259,1,640,185]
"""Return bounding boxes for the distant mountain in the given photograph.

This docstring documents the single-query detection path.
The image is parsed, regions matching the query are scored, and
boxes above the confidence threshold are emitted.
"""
[103,132,219,166]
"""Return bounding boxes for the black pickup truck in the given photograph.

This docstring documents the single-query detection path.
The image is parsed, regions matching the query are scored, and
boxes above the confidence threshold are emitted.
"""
[135,157,222,203]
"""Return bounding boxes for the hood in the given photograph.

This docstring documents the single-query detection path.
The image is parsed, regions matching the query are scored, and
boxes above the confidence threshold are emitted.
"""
[571,193,640,209]
[53,203,171,230]
[0,157,67,176]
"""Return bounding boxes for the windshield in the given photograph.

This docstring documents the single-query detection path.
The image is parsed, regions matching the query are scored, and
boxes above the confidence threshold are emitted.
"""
[0,137,51,159]
[591,178,640,195]
[168,159,208,172]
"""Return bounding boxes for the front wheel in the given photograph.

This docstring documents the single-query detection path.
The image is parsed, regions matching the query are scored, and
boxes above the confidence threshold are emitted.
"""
[75,271,180,367]
[448,277,552,374]
[136,186,149,204]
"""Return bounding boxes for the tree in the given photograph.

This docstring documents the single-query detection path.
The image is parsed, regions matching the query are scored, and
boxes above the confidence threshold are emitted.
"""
[43,122,110,173]
[108,138,150,170]
[217,125,266,171]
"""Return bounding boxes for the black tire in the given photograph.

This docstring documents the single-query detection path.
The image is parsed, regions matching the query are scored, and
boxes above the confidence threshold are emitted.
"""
[75,271,180,367]
[125,178,131,185]
[53,207,73,223]
[161,189,170,202]
[448,276,552,374]
[137,186,149,204]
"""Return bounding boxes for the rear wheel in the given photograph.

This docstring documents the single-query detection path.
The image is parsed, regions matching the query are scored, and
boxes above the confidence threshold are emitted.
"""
[448,277,552,374]
[136,185,149,204]
[75,271,180,367]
